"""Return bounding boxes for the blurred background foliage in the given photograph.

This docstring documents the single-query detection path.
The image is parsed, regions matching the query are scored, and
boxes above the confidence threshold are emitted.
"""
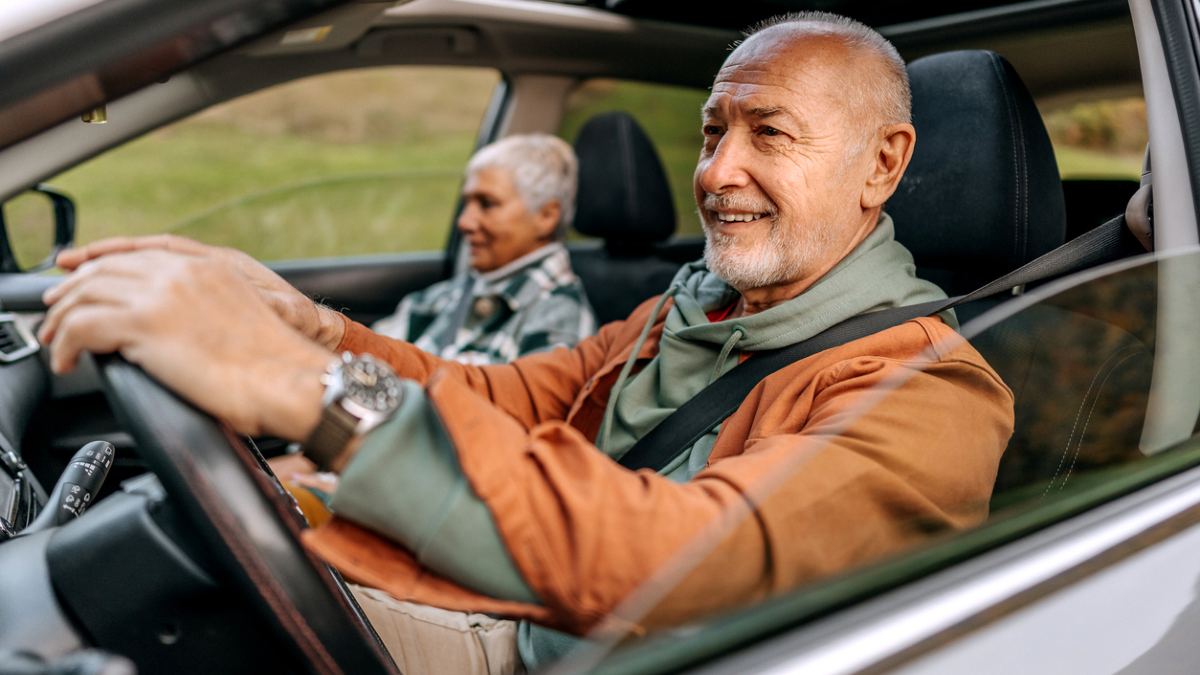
[40,68,1147,261]
[1044,96,1146,179]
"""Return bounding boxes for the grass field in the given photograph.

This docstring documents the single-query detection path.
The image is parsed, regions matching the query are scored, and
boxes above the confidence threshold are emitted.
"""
[40,67,1145,262]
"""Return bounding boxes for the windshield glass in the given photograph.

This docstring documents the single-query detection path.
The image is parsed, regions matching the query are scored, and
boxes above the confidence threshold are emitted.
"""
[570,249,1200,672]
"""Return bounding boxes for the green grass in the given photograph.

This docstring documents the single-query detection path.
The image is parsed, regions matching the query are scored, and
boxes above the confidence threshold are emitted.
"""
[48,67,499,261]
[1054,145,1143,180]
[54,126,473,258]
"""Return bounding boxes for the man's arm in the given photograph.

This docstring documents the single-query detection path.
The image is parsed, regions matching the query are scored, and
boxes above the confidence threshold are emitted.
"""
[334,295,647,430]
[318,326,1012,633]
[51,236,618,430]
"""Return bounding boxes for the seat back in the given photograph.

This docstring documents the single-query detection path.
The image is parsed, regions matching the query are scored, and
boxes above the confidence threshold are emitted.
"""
[892,51,1067,301]
[892,51,1150,504]
[570,112,682,325]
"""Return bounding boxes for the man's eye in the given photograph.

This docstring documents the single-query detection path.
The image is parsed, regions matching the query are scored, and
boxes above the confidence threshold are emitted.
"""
[702,125,723,137]
[478,198,495,209]
[759,126,782,137]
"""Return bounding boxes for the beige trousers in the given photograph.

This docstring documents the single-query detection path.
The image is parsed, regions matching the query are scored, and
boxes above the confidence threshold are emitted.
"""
[350,584,525,675]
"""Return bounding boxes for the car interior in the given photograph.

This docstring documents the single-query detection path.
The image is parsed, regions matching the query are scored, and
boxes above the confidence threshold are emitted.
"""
[2,0,1198,673]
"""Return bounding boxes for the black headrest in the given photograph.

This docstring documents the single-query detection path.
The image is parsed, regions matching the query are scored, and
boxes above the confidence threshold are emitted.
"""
[572,112,676,250]
[890,51,1066,295]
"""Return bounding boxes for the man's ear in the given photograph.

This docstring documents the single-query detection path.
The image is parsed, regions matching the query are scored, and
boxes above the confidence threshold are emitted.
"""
[861,123,916,210]
[534,200,562,240]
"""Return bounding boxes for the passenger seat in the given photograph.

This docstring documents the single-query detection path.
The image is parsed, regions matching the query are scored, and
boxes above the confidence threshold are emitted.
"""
[569,112,682,326]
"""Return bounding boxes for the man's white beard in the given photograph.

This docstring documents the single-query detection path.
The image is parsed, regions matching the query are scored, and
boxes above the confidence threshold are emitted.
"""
[703,217,837,292]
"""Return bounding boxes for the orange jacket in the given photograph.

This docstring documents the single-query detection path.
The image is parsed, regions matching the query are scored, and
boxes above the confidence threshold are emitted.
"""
[304,298,1013,634]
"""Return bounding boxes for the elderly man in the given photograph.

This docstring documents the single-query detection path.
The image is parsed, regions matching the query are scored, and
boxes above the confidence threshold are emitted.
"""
[40,11,1013,675]
[373,133,595,364]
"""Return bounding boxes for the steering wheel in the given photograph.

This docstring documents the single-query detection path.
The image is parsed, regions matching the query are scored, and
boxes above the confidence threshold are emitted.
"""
[98,357,396,675]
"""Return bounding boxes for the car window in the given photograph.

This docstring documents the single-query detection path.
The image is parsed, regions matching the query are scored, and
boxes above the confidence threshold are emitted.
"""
[1045,95,1147,180]
[573,250,1195,671]
[558,78,710,239]
[47,66,501,261]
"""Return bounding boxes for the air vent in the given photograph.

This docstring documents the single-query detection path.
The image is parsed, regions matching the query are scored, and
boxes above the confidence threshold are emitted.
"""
[0,314,38,363]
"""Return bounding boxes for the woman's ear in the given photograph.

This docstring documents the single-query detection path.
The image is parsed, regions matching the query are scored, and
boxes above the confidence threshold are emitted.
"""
[861,123,916,209]
[534,200,563,240]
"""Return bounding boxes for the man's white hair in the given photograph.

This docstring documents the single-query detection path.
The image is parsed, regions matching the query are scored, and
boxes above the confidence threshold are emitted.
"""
[466,133,578,236]
[744,11,911,127]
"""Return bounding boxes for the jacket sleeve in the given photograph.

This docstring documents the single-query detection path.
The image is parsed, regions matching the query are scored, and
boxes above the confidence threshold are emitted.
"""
[334,306,620,430]
[331,342,1011,635]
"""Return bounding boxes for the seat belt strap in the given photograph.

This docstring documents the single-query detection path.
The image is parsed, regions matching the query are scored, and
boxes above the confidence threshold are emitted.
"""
[616,215,1130,472]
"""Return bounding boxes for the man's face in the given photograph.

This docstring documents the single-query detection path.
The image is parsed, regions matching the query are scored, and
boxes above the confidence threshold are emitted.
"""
[694,34,874,292]
[457,167,553,273]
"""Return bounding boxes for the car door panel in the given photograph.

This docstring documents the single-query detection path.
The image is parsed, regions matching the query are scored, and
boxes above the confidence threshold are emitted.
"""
[273,251,447,327]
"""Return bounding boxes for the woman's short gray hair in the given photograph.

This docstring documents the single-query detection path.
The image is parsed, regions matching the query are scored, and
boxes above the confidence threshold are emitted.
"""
[466,133,579,236]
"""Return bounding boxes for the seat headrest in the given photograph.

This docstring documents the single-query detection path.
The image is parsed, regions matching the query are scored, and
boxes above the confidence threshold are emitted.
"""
[572,111,676,248]
[890,51,1066,294]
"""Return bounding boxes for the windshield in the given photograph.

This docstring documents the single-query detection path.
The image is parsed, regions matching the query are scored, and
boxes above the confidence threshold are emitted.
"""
[570,249,1199,672]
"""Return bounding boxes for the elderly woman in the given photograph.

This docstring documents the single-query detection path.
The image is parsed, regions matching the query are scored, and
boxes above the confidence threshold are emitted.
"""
[373,134,596,364]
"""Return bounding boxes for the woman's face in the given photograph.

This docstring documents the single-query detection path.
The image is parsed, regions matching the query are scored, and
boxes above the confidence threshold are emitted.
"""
[456,167,558,272]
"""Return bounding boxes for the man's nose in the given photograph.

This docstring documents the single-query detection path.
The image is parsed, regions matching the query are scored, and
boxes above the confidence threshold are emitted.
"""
[696,135,752,195]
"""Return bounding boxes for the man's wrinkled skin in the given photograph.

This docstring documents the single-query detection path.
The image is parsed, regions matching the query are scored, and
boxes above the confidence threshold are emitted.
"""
[37,26,916,446]
[696,32,914,315]
[41,237,336,440]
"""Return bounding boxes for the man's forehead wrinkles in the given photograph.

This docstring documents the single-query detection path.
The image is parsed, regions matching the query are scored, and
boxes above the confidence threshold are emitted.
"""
[706,85,809,116]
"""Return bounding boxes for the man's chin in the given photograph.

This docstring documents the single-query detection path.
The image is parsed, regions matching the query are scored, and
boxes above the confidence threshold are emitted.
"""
[703,239,808,292]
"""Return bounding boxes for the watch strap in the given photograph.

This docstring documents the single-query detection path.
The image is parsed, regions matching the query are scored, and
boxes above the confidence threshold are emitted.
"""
[303,400,359,470]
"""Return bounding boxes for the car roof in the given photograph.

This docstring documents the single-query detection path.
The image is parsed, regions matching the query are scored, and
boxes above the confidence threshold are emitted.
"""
[546,0,1127,31]
[0,0,1141,152]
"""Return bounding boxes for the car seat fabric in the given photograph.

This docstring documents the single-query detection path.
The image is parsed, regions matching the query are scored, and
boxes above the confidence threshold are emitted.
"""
[891,50,1067,298]
[570,111,682,325]
[890,50,1151,505]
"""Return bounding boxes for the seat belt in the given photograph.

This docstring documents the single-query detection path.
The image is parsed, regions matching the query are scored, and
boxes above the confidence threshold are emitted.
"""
[617,214,1134,472]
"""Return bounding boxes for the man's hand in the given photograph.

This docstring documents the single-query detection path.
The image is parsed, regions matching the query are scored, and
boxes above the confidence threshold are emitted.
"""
[39,249,334,440]
[56,235,346,350]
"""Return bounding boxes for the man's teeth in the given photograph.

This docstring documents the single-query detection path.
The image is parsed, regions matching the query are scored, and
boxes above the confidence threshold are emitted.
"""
[716,212,765,223]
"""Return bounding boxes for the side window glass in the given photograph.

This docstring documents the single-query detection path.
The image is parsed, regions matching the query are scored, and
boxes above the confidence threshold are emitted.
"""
[1045,96,1147,179]
[558,79,709,238]
[50,67,500,261]
[1044,96,1147,237]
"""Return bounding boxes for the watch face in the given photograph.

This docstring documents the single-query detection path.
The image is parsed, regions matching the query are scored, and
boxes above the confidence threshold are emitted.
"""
[342,356,402,413]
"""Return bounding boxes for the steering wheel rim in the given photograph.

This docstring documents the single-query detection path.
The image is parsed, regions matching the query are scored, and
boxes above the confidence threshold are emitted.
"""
[98,356,396,675]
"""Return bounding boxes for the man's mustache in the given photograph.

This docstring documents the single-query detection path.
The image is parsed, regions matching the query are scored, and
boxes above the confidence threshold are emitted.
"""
[700,193,777,216]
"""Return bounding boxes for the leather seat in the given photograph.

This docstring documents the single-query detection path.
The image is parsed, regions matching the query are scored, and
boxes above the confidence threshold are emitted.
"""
[569,111,682,325]
[890,51,1151,504]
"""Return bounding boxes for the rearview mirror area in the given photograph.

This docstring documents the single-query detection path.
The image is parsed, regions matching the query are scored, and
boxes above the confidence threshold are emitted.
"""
[0,185,76,273]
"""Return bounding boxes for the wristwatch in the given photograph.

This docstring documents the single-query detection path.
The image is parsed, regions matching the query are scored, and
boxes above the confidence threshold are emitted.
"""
[302,352,404,470]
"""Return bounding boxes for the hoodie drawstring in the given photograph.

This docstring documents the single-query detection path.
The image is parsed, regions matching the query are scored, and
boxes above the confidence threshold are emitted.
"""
[597,285,679,454]
[709,327,744,384]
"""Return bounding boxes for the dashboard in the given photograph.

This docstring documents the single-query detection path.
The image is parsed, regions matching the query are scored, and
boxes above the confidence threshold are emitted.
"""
[0,312,51,537]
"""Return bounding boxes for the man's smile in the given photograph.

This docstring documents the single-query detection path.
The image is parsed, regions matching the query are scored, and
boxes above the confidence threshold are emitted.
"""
[713,211,769,223]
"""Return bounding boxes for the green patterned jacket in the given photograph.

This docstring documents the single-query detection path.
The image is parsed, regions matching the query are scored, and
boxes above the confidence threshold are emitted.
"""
[372,243,596,364]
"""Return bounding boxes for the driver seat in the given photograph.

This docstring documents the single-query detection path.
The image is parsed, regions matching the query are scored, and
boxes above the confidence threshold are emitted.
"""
[889,51,1152,505]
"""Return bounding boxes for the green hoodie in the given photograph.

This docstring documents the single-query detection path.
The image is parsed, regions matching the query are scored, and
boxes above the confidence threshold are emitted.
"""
[595,212,954,481]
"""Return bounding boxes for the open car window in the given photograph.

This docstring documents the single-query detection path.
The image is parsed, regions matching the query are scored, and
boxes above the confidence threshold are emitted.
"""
[45,66,500,262]
[565,248,1200,672]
